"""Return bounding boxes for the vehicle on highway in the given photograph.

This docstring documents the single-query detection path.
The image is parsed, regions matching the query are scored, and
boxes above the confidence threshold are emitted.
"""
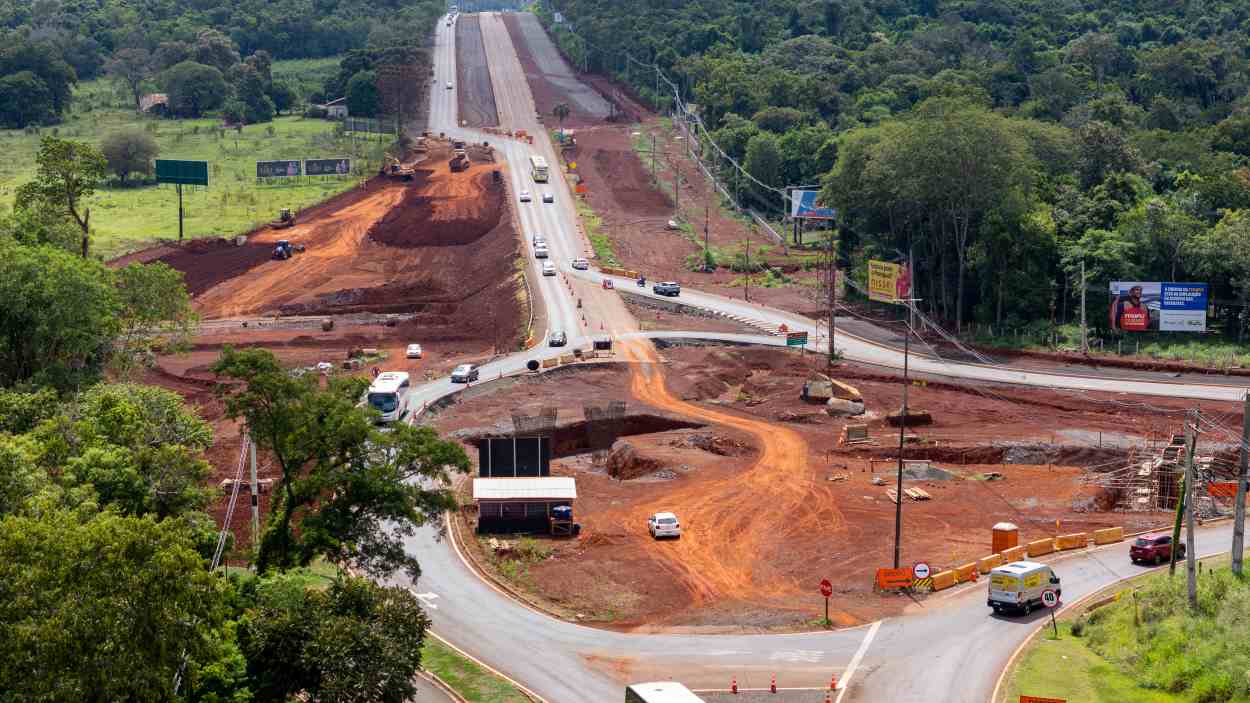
[365,371,411,423]
[542,192,554,203]
[571,257,589,270]
[549,330,567,346]
[519,190,532,202]
[647,512,681,539]
[625,681,704,703]
[405,343,423,359]
[445,81,453,89]
[653,281,681,297]
[529,155,549,183]
[532,234,545,246]
[542,261,556,276]
[988,561,1060,615]
[534,245,549,259]
[450,364,479,383]
[1130,533,1185,565]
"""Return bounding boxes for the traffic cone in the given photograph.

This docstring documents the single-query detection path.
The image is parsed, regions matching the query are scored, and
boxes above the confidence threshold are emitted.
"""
[830,674,838,690]
[731,678,738,694]
[770,674,776,693]
[824,695,832,703]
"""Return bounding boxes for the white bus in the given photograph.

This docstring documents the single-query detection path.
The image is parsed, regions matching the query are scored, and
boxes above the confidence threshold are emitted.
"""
[529,155,549,183]
[625,682,705,703]
[365,371,411,423]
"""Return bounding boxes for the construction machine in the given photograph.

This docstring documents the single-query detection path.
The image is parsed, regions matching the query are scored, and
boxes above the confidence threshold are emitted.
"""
[271,239,305,260]
[384,157,416,181]
[269,207,296,229]
[448,154,469,172]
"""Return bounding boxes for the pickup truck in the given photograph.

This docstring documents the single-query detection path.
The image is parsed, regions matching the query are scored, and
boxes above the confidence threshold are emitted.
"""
[1130,533,1185,565]
[652,281,681,297]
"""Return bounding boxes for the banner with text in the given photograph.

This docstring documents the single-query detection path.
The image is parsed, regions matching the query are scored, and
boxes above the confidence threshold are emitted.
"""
[256,160,302,178]
[868,260,910,303]
[305,158,351,176]
[790,189,837,220]
[1108,282,1207,332]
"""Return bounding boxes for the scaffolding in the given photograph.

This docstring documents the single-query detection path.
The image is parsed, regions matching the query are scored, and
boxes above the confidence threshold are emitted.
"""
[583,400,626,451]
[511,406,557,436]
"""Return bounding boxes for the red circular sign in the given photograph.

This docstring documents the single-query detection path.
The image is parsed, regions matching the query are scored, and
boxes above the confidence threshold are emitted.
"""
[819,578,833,598]
[1041,589,1059,608]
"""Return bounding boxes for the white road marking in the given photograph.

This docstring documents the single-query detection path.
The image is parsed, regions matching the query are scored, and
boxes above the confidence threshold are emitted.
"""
[410,590,440,610]
[835,620,881,702]
[768,649,825,663]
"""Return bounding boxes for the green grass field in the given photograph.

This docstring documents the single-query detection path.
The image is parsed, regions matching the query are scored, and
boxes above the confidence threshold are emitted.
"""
[0,60,393,259]
[420,639,532,703]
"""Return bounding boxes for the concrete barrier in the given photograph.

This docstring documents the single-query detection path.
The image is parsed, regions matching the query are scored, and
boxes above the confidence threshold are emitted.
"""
[1001,545,1026,563]
[541,358,558,369]
[1093,526,1124,545]
[931,570,957,591]
[1026,538,1056,557]
[977,554,1003,574]
[953,562,979,583]
[1056,532,1089,550]
[558,354,575,365]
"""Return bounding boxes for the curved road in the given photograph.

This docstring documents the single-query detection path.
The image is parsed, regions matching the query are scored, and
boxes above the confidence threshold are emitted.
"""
[401,13,1250,703]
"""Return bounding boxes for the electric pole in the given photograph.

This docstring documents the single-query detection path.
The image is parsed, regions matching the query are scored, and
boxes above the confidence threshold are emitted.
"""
[893,316,912,569]
[248,433,259,553]
[743,224,751,302]
[1080,260,1088,354]
[1184,408,1198,610]
[1234,393,1250,575]
[650,133,656,181]
[827,233,836,371]
[673,157,679,213]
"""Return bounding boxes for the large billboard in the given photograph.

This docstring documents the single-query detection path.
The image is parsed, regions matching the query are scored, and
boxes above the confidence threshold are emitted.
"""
[868,260,911,303]
[256,160,302,178]
[1109,282,1208,332]
[790,189,837,220]
[155,159,208,186]
[478,437,551,477]
[305,158,351,176]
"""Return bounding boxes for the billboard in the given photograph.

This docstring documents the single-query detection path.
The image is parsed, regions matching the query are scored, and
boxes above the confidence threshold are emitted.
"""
[155,159,208,186]
[256,160,302,178]
[478,437,551,477]
[1108,282,1208,332]
[790,189,837,220]
[306,158,351,176]
[868,260,911,303]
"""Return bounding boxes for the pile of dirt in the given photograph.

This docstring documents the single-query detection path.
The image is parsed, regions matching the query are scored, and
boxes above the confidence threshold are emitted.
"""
[588,147,671,214]
[669,432,753,457]
[367,169,503,247]
[604,440,664,480]
[154,238,275,297]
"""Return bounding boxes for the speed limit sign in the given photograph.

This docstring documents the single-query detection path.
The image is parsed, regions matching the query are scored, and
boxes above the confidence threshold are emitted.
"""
[1041,589,1059,608]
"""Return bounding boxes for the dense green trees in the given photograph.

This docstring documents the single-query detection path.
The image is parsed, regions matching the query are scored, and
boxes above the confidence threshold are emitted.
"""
[101,128,160,184]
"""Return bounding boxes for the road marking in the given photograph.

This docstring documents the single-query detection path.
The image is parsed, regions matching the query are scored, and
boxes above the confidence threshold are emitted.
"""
[835,619,880,702]
[768,649,824,663]
[409,589,440,610]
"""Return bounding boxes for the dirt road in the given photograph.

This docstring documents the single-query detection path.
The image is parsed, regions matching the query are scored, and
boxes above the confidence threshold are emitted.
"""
[502,13,612,125]
[455,14,498,127]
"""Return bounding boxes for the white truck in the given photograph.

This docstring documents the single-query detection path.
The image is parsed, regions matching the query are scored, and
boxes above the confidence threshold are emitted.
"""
[987,560,1061,615]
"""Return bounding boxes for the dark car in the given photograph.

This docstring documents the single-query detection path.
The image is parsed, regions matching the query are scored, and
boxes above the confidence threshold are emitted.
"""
[1130,533,1185,565]
[653,281,681,297]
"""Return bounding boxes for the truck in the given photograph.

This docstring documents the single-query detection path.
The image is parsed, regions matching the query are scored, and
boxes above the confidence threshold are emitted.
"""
[987,561,1061,615]
[449,155,469,172]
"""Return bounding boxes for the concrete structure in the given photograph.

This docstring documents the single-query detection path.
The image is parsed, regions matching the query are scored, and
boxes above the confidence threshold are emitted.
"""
[318,97,348,119]
[473,476,576,533]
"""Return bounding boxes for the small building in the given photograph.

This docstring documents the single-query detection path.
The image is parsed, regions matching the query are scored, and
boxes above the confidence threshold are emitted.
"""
[139,93,168,114]
[318,97,348,119]
[473,477,576,533]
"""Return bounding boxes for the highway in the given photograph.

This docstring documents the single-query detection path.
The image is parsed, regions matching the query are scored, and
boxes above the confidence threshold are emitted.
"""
[405,12,1250,703]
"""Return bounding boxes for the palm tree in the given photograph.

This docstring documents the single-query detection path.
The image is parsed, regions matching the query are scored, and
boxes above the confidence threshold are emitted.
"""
[552,102,570,139]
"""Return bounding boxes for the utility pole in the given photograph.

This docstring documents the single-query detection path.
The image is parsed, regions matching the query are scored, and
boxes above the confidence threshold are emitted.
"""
[673,157,679,213]
[248,433,259,554]
[650,133,656,181]
[703,202,711,272]
[1080,260,1088,353]
[743,224,751,302]
[1184,408,1198,610]
[827,233,836,371]
[1235,393,1250,575]
[893,315,913,569]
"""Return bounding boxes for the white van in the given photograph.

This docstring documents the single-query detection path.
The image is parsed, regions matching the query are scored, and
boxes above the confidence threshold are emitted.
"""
[365,371,411,423]
[988,560,1061,615]
[625,682,705,703]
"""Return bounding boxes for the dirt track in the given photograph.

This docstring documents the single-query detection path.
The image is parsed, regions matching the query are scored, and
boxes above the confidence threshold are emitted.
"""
[456,14,499,127]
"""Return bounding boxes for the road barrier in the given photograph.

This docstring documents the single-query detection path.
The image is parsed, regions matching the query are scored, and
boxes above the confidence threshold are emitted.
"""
[1093,526,1124,545]
[1026,538,1056,557]
[558,354,575,365]
[930,569,957,591]
[541,358,558,369]
[978,553,1004,573]
[953,562,978,583]
[1055,532,1089,550]
[1001,545,1027,562]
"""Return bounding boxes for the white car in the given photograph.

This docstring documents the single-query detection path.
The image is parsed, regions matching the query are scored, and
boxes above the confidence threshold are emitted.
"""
[445,81,453,89]
[532,234,545,246]
[534,245,549,259]
[405,343,423,359]
[519,190,532,202]
[450,364,479,383]
[648,512,681,539]
[571,257,589,270]
[541,261,556,276]
[542,192,554,203]
[316,361,333,374]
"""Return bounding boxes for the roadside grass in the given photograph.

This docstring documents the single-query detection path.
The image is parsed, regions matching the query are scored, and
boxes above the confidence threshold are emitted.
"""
[478,535,555,592]
[1001,553,1250,703]
[0,62,390,259]
[421,639,533,703]
[574,194,618,266]
[970,323,1250,369]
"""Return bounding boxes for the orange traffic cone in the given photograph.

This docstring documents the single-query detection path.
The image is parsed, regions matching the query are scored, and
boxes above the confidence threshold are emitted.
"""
[824,695,832,703]
[731,678,738,694]
[770,674,777,693]
[830,674,838,690]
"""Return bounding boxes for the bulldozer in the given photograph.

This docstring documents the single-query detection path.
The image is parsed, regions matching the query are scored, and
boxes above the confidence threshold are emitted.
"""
[269,208,296,229]
[383,156,416,181]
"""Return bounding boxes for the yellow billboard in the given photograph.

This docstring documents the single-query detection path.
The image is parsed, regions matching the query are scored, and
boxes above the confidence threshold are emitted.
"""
[868,260,905,302]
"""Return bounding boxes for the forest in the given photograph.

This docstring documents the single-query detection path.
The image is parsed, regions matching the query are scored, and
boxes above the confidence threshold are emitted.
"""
[544,0,1250,338]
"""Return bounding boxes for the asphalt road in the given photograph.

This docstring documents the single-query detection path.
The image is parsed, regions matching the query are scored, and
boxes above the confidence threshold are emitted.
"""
[403,13,1250,703]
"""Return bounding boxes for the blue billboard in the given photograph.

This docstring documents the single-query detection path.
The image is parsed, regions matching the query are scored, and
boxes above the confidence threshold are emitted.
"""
[790,189,837,220]
[1109,282,1208,332]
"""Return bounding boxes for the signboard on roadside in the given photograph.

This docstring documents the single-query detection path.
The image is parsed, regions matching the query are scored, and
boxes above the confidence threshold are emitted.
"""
[305,157,351,176]
[913,562,931,580]
[1020,696,1066,703]
[875,567,913,590]
[819,578,833,598]
[868,260,910,303]
[786,331,808,347]
[789,189,837,220]
[1109,282,1208,332]
[257,160,302,178]
[1041,589,1059,608]
[155,159,208,186]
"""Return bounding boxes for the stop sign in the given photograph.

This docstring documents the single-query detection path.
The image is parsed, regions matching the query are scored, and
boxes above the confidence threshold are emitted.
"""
[819,578,833,598]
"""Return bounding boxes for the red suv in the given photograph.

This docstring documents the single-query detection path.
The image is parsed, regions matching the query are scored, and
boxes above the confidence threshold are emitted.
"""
[1130,533,1185,565]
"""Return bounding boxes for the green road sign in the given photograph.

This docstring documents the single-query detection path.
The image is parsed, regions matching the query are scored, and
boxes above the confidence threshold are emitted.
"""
[156,159,209,186]
[786,331,809,347]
